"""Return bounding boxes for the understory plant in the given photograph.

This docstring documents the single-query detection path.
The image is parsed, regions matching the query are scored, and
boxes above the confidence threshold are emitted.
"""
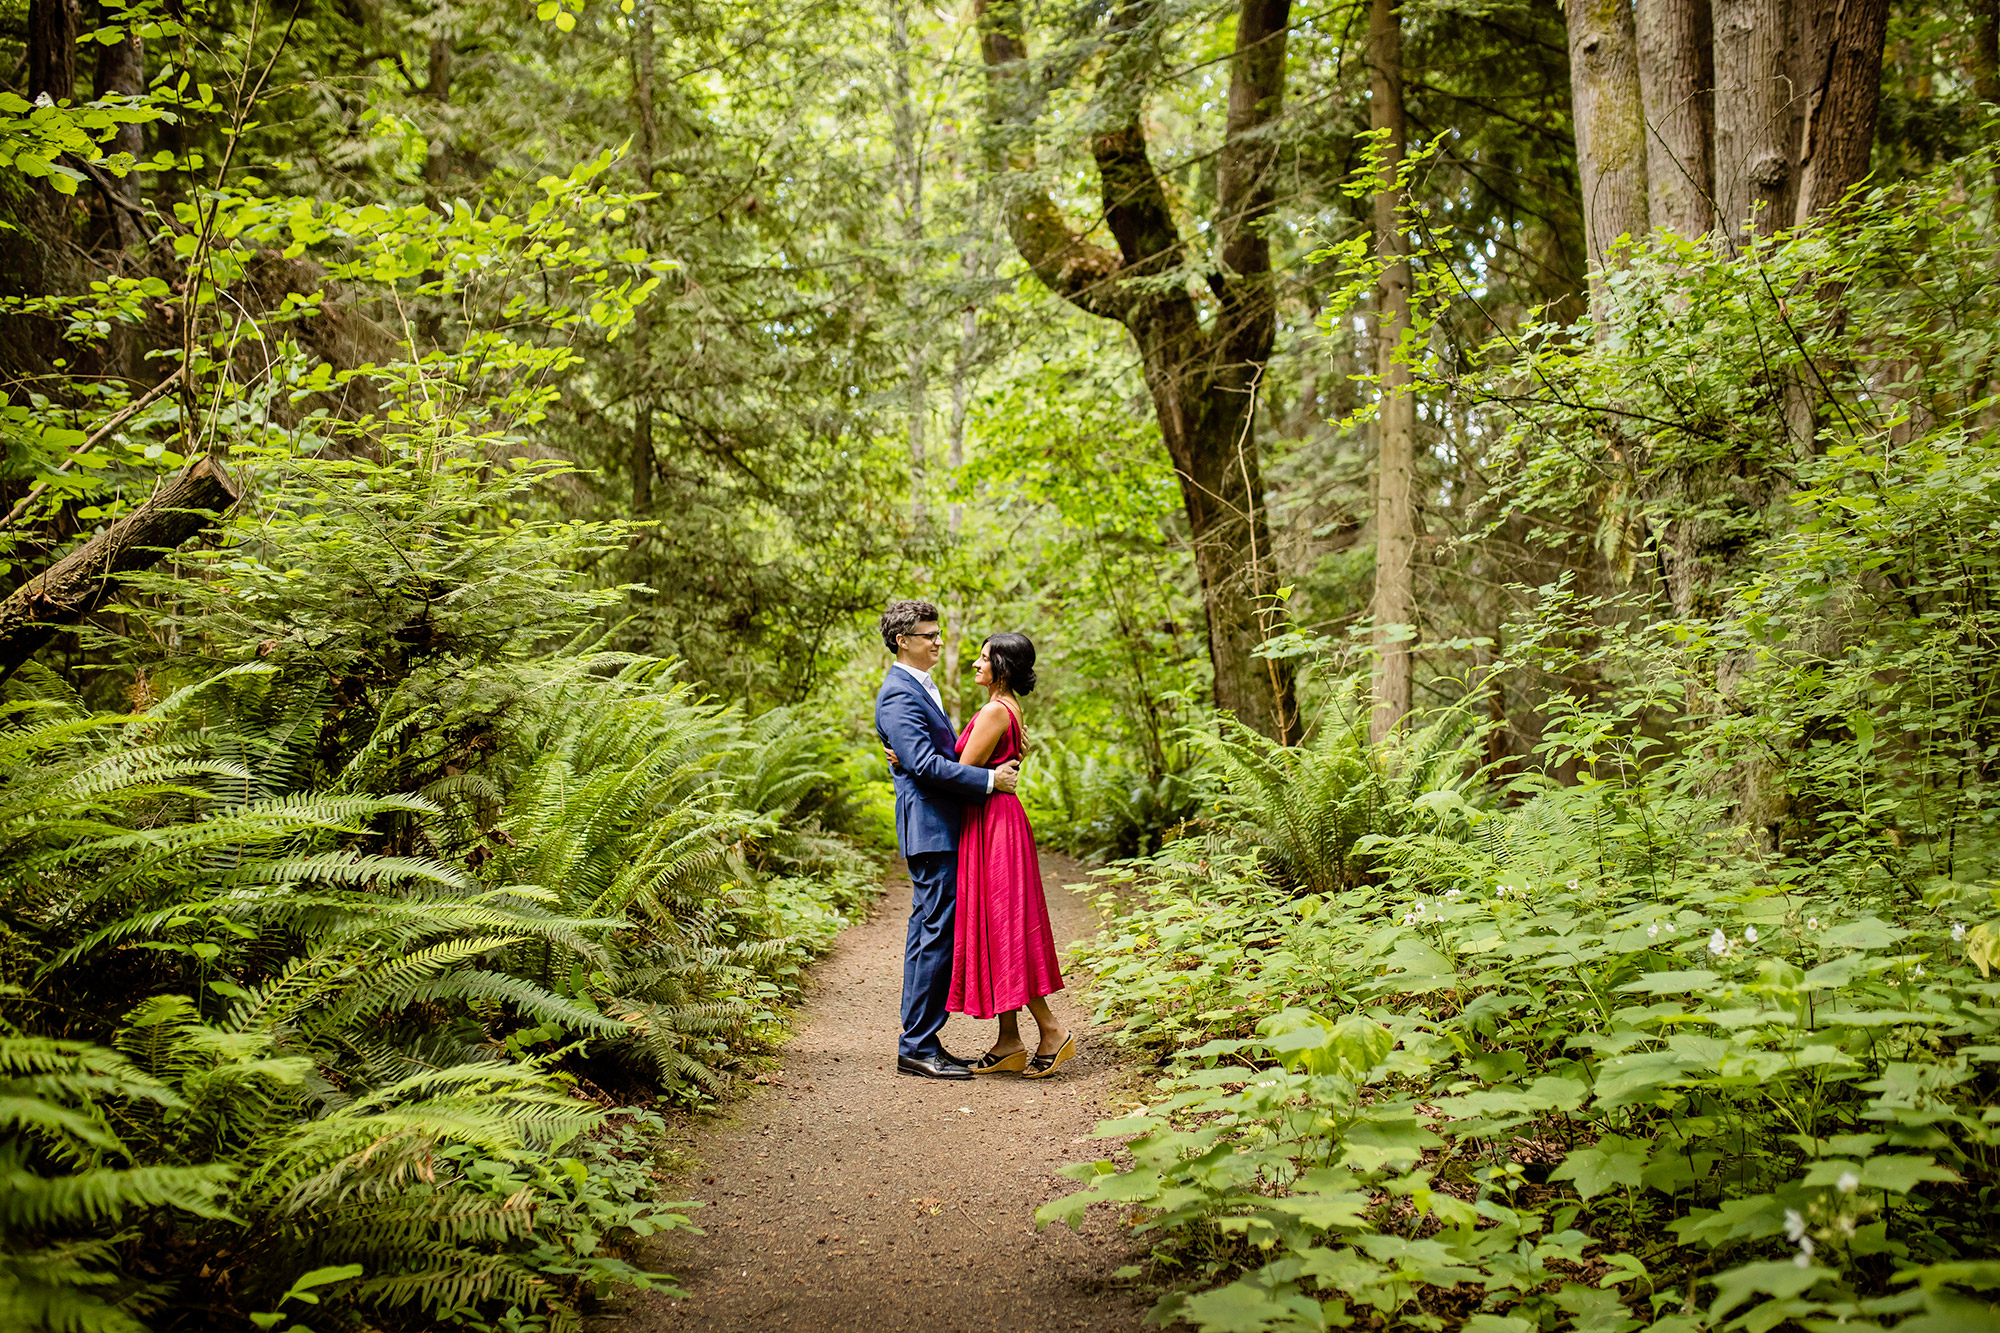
[0,642,873,1332]
[1046,156,2000,1333]
[1,323,875,1333]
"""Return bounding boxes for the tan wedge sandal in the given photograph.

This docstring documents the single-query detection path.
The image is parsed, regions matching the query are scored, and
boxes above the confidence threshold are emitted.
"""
[970,1048,1028,1074]
[1022,1032,1077,1080]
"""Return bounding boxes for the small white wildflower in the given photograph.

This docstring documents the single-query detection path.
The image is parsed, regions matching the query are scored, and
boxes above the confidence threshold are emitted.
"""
[34,92,54,108]
[1568,879,1579,891]
[1647,924,1661,939]
[1401,913,1415,926]
[1663,922,1675,933]
[1445,888,1461,900]
[1415,901,1426,916]
[1709,928,1729,957]
[1495,887,1507,898]
[1952,922,1966,941]
[1836,1171,1859,1193]
[1808,916,1820,930]
[1792,1208,1824,1264]
[1912,964,1925,978]
[1836,1215,1857,1237]
[1744,925,1759,944]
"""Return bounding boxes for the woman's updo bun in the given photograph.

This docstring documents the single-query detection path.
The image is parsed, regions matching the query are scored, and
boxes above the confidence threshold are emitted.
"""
[984,632,1037,696]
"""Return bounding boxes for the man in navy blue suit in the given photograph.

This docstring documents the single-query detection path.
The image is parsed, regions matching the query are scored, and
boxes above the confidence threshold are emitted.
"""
[874,599,1020,1080]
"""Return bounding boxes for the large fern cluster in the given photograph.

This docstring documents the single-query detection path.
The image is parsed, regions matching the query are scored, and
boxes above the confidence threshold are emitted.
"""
[1205,686,1482,895]
[0,653,873,1332]
[432,657,872,1094]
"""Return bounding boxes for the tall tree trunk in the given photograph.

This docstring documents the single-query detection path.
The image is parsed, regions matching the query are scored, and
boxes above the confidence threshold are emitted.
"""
[630,0,660,185]
[1636,0,1715,237]
[1975,0,2000,104]
[421,33,453,186]
[1211,0,1297,743]
[1369,0,1415,743]
[92,7,143,192]
[1791,0,1891,223]
[88,1,144,247]
[631,405,654,512]
[1713,0,1795,240]
[972,0,1298,742]
[28,0,80,103]
[1974,0,2000,195]
[890,2,929,528]
[1566,0,1653,291]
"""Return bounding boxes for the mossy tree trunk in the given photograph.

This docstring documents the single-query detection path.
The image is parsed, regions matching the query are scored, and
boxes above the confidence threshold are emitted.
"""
[1566,0,1653,293]
[971,0,1299,744]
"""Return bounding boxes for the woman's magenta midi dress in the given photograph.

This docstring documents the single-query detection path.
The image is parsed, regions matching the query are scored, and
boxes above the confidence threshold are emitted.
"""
[947,708,1065,1019]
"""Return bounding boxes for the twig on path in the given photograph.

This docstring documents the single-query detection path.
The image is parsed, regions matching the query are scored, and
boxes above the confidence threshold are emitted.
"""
[955,1200,991,1235]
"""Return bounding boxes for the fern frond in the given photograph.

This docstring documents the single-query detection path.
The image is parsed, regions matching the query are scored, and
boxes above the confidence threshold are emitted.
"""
[0,1153,234,1230]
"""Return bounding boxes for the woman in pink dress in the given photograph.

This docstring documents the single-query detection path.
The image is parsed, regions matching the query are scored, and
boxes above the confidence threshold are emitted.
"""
[947,632,1075,1079]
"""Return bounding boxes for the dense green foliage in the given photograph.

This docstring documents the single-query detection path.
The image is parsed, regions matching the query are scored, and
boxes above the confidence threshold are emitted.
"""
[3,567,873,1331]
[1044,155,2000,1331]
[7,0,2000,1328]
[0,8,878,1325]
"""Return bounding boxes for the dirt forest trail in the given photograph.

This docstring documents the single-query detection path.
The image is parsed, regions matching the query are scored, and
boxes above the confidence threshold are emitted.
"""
[613,852,1151,1333]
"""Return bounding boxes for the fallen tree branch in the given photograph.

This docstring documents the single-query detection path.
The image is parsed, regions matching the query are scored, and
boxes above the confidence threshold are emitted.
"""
[0,367,188,529]
[0,455,240,682]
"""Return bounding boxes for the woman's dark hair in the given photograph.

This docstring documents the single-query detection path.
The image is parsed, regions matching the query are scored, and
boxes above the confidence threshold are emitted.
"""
[983,632,1037,695]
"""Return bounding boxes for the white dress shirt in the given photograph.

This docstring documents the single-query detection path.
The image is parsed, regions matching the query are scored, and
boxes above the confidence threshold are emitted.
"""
[894,660,995,792]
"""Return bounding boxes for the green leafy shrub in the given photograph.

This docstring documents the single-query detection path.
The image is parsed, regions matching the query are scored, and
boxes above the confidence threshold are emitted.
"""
[1049,155,2000,1333]
[1063,761,2000,1331]
[0,656,871,1331]
[1025,738,1202,860]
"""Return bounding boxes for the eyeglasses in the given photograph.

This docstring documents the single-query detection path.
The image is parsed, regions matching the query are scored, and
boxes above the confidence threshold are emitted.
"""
[900,630,944,643]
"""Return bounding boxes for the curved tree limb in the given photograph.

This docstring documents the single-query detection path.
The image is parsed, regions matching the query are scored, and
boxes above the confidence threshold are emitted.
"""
[972,0,1125,319]
[969,0,1300,743]
[0,456,239,683]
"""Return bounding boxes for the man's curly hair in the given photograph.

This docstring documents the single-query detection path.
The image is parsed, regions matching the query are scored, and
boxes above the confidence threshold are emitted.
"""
[879,599,942,652]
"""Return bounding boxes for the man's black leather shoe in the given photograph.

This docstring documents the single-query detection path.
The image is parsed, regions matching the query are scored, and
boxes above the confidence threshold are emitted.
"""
[897,1053,973,1080]
[938,1048,973,1069]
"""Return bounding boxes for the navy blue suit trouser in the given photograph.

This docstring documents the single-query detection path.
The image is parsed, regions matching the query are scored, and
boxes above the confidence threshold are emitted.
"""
[900,851,956,1059]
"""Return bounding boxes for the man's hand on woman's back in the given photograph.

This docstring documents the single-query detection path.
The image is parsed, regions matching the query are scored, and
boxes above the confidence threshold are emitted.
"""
[881,747,1020,795]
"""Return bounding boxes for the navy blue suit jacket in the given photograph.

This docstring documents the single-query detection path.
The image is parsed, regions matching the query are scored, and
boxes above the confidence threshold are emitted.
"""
[874,667,991,857]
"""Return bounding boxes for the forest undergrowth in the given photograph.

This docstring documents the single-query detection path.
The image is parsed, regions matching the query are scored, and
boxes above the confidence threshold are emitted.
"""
[0,124,881,1333]
[1,8,898,1324]
[0,461,882,1332]
[1040,156,2000,1333]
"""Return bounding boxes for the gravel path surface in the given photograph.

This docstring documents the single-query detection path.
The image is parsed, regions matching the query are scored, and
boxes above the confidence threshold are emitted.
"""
[613,852,1149,1333]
